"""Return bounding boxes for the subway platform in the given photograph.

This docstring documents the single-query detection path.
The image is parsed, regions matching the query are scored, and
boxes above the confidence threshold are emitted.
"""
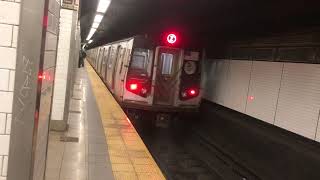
[45,61,165,180]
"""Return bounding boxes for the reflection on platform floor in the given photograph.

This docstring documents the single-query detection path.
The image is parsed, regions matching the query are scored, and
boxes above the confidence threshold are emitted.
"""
[45,67,114,180]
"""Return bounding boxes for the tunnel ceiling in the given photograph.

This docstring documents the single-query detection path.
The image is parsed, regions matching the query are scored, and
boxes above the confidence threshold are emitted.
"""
[80,0,320,48]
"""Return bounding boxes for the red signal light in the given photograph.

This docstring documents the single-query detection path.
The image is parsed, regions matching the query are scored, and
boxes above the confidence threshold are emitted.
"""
[167,33,177,44]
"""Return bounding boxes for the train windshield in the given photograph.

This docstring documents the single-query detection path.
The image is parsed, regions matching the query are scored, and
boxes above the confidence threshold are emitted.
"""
[129,48,152,76]
[131,54,146,69]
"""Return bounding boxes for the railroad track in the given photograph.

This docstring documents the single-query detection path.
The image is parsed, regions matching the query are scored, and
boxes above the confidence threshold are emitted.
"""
[186,128,261,180]
[140,126,222,180]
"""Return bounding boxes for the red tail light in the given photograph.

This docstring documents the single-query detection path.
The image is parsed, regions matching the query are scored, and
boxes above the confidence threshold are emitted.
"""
[181,88,199,100]
[126,79,149,97]
[189,89,196,95]
[130,83,138,91]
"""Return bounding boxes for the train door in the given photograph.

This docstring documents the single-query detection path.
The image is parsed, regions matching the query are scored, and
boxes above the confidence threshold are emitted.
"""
[153,47,181,105]
[100,48,107,76]
[106,47,115,89]
[114,47,126,99]
[95,48,101,69]
[111,46,121,90]
[98,48,103,75]
[103,47,111,82]
[98,48,105,75]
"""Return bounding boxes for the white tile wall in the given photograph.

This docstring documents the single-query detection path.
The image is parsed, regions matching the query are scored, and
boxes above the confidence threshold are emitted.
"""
[0,70,9,91]
[0,92,13,113]
[12,26,18,48]
[0,24,12,47]
[1,156,8,176]
[45,31,58,51]
[0,156,3,179]
[202,60,218,100]
[0,1,20,25]
[0,136,9,155]
[317,115,320,142]
[5,114,11,134]
[0,1,20,179]
[0,156,3,174]
[246,61,283,124]
[0,47,16,69]
[275,63,320,140]
[225,60,252,113]
[8,71,15,92]
[208,60,230,106]
[51,9,73,121]
[0,114,5,134]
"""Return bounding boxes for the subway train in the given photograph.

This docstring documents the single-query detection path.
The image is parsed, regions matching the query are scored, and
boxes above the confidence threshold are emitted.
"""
[86,35,201,124]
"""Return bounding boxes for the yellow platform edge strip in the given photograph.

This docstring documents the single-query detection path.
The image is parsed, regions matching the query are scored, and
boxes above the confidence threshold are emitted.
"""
[85,61,166,180]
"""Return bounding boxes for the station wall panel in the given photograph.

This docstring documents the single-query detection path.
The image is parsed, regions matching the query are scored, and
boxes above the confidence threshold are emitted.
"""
[204,60,320,141]
[206,59,230,106]
[202,59,218,101]
[317,115,320,142]
[225,60,252,113]
[246,61,283,124]
[274,63,320,140]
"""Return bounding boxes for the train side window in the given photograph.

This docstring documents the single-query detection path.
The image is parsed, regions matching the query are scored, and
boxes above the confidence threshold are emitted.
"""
[161,53,173,75]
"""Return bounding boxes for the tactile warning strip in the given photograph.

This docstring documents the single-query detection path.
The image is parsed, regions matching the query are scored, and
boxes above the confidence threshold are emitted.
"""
[85,61,166,180]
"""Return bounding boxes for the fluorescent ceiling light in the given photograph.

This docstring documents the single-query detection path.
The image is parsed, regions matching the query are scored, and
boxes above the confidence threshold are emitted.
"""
[94,14,104,23]
[86,28,96,41]
[88,40,93,44]
[97,0,111,13]
[92,22,100,29]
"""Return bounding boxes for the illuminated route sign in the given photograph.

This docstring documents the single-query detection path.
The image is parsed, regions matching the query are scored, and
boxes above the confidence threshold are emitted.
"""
[167,34,177,44]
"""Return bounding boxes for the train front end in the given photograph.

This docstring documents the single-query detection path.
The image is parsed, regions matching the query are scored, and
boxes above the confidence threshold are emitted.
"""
[122,35,202,114]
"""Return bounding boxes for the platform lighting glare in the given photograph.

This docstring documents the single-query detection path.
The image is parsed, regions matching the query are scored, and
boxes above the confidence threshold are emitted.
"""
[92,22,99,29]
[94,14,104,23]
[97,0,111,13]
[86,28,96,40]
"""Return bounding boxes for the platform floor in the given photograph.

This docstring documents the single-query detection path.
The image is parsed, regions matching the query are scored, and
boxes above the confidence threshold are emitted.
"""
[45,61,165,180]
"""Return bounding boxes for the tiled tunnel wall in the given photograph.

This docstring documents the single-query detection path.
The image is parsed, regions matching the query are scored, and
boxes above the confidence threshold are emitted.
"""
[0,1,20,179]
[203,32,320,142]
